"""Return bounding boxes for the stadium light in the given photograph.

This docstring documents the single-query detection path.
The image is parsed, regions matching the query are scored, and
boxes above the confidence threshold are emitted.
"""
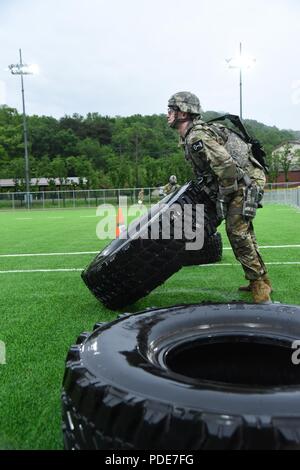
[226,42,256,120]
[8,49,39,209]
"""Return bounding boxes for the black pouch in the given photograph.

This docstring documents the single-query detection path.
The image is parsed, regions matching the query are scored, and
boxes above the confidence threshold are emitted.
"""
[242,185,259,220]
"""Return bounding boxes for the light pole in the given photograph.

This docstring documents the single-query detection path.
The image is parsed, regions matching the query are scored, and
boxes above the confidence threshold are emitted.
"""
[226,42,256,120]
[8,49,39,209]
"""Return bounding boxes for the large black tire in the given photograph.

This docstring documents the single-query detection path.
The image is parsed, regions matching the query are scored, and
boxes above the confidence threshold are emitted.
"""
[62,302,300,450]
[180,231,223,266]
[82,181,220,310]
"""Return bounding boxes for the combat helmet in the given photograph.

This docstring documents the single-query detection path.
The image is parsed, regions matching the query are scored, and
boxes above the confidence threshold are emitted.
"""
[169,175,177,184]
[168,91,202,116]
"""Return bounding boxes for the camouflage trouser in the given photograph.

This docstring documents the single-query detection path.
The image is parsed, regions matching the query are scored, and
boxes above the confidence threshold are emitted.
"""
[225,189,267,281]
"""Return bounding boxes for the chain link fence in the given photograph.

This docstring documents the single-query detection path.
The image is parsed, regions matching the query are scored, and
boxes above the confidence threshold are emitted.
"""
[0,187,163,210]
[263,182,300,208]
[0,182,299,210]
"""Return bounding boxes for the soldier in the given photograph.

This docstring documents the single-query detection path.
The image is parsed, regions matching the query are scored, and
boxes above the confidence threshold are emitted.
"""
[167,91,272,303]
[163,175,180,195]
[138,188,144,205]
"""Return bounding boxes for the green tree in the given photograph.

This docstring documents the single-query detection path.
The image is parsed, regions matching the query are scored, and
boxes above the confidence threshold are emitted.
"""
[28,115,59,158]
[76,138,106,169]
[50,157,68,185]
[1,105,299,192]
[266,152,281,183]
[59,114,86,139]
[84,113,113,145]
[279,144,294,182]
[51,129,79,157]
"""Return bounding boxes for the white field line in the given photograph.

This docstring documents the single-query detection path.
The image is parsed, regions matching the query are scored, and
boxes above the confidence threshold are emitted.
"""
[0,268,83,274]
[0,251,98,258]
[0,262,300,274]
[0,244,300,258]
[223,245,300,250]
[199,262,300,266]
[15,218,33,220]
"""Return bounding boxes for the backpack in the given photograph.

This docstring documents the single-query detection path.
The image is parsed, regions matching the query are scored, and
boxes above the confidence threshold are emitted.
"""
[206,114,269,174]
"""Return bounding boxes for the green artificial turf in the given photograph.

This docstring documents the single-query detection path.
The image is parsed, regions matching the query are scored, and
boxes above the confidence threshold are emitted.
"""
[0,203,299,449]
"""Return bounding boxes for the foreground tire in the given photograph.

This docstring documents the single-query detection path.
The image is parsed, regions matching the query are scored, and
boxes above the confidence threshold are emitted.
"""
[62,302,300,450]
[82,181,220,309]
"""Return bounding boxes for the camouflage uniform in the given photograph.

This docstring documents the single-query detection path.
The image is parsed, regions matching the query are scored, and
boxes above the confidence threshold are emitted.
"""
[138,189,144,203]
[163,182,180,195]
[182,117,267,282]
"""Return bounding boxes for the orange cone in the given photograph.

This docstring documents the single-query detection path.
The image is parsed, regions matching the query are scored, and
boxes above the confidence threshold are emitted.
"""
[116,207,126,238]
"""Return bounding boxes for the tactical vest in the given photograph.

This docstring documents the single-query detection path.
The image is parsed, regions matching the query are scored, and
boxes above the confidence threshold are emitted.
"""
[210,123,265,172]
[206,114,269,174]
[183,120,266,197]
[184,118,265,175]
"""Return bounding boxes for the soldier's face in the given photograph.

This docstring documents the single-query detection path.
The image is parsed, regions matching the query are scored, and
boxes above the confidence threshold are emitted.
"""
[167,108,177,128]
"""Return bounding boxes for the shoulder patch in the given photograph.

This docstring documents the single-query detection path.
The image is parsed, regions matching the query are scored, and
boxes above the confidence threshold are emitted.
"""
[191,139,204,152]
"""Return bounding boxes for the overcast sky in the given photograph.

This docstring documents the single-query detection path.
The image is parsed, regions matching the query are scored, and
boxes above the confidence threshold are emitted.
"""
[0,0,299,130]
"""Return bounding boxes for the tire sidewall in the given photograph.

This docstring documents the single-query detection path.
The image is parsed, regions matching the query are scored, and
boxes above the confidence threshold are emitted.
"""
[77,303,300,418]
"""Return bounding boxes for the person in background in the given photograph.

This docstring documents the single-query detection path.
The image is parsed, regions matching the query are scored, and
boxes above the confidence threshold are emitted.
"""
[138,188,144,205]
[163,175,180,195]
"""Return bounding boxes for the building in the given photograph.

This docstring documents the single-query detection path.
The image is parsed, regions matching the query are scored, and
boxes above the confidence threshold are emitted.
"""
[0,177,87,191]
[271,140,300,182]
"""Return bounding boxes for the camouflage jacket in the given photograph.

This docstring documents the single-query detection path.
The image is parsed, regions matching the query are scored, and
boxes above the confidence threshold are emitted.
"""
[163,182,180,195]
[180,118,265,196]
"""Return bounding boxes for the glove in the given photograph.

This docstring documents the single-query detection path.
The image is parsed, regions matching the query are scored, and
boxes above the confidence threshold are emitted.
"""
[242,184,264,220]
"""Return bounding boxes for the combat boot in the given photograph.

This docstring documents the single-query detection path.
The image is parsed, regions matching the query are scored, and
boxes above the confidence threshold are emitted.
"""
[251,279,272,304]
[261,274,272,292]
[238,275,273,293]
